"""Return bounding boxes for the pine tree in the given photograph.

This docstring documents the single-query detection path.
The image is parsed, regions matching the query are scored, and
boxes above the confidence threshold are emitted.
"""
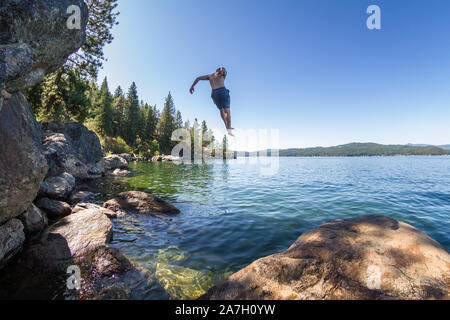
[145,104,158,141]
[158,92,177,154]
[94,77,114,136]
[175,111,183,129]
[112,87,127,138]
[26,0,119,120]
[125,82,140,146]
[201,120,209,148]
[223,135,228,153]
[114,86,123,98]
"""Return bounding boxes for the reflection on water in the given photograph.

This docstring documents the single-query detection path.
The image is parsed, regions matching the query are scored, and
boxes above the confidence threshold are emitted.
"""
[84,157,450,299]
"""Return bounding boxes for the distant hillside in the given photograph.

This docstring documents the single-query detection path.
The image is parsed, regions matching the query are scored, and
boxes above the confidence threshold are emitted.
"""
[407,143,450,150]
[272,143,450,157]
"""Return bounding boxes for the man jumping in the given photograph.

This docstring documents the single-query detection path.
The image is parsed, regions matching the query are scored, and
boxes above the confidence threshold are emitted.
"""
[190,67,234,136]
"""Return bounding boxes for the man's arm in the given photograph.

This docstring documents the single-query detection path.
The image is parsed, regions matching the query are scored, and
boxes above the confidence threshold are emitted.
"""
[190,75,210,94]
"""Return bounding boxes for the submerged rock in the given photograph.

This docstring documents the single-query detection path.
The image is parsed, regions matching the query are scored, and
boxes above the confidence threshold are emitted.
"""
[202,215,450,300]
[89,246,133,278]
[156,263,213,300]
[0,93,48,224]
[39,172,76,199]
[35,198,71,220]
[152,246,214,300]
[103,191,180,217]
[0,219,25,270]
[18,204,47,235]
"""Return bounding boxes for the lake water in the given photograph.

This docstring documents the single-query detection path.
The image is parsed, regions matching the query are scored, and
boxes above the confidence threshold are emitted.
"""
[89,156,450,300]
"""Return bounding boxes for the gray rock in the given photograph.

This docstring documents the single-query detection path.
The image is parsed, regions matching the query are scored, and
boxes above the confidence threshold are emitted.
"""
[162,155,180,162]
[103,191,180,217]
[0,0,88,93]
[73,202,122,219]
[41,123,105,179]
[202,215,450,300]
[107,168,133,177]
[35,198,71,220]
[103,155,129,170]
[0,219,25,270]
[89,246,133,278]
[22,208,113,271]
[39,172,76,199]
[18,204,47,234]
[152,155,163,162]
[119,154,132,163]
[0,93,48,224]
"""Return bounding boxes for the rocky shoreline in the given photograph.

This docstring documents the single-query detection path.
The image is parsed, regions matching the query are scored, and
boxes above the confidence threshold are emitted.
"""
[0,118,184,298]
[0,0,182,299]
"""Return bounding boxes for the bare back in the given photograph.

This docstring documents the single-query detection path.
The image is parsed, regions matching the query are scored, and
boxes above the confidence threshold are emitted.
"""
[209,72,225,90]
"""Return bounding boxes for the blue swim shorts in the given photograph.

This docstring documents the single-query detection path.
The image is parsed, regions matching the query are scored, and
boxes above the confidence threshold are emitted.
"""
[211,87,231,109]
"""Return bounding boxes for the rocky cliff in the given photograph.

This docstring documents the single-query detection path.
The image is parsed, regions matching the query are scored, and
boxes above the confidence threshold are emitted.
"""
[0,0,89,268]
[0,0,88,93]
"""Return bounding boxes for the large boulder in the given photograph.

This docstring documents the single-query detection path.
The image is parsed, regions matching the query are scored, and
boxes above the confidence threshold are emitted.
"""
[103,155,129,171]
[0,219,25,270]
[39,172,76,199]
[202,215,450,300]
[103,191,180,217]
[0,0,88,93]
[22,208,113,271]
[0,93,48,224]
[41,122,105,179]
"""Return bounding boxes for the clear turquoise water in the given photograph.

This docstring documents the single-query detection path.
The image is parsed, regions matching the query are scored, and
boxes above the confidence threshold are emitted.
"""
[90,156,450,300]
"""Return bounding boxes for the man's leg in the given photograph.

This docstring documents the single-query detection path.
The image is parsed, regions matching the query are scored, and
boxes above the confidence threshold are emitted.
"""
[224,108,232,130]
[220,109,228,129]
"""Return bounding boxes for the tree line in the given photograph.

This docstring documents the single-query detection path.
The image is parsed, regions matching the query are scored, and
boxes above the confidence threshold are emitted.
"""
[278,143,450,157]
[24,0,227,157]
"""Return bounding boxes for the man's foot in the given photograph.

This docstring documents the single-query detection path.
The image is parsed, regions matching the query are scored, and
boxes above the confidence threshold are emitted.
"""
[1,89,12,100]
[227,129,235,137]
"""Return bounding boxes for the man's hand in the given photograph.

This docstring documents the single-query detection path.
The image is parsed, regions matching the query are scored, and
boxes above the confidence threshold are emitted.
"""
[190,75,210,95]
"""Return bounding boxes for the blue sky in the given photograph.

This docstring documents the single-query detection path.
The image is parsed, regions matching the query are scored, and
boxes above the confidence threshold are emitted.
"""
[98,0,450,149]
